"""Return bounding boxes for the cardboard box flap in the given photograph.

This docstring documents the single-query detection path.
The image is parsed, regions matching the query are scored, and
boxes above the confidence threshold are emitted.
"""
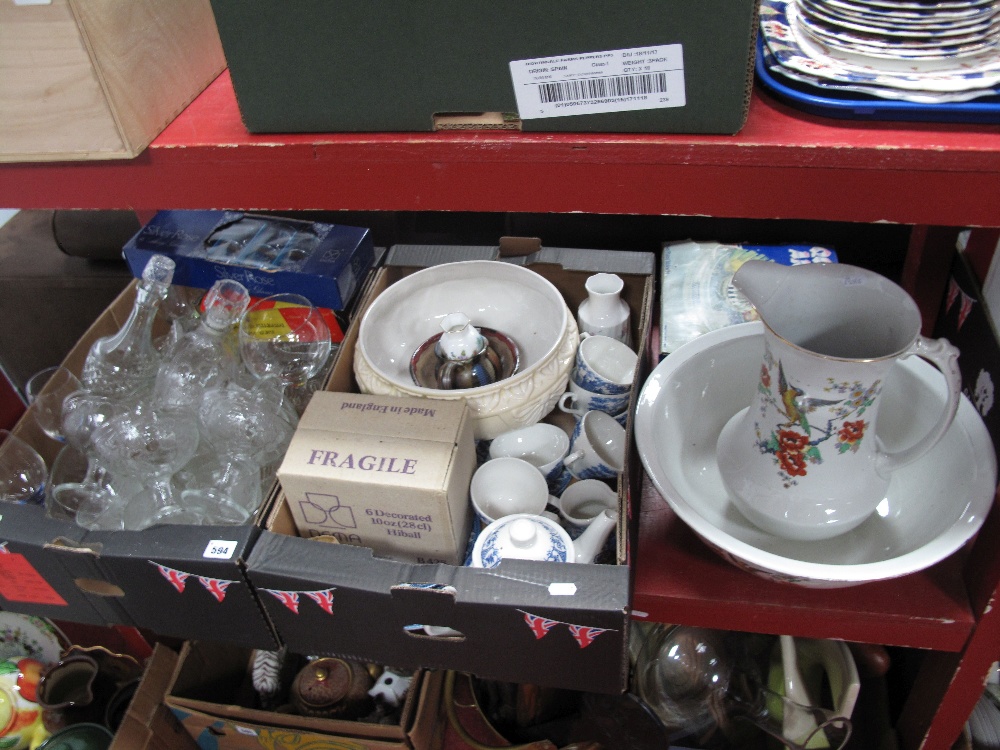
[386,241,655,276]
[297,393,469,445]
[246,530,629,691]
[518,247,656,276]
[110,643,197,750]
[0,503,135,624]
[385,245,499,267]
[96,526,277,651]
[250,528,628,612]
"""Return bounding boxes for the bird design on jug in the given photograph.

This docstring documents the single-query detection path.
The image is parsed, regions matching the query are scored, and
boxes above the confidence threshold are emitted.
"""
[776,361,843,436]
[753,347,882,487]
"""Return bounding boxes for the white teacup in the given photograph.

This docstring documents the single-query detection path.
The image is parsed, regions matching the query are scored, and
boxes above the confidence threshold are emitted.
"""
[572,334,637,396]
[558,379,630,419]
[488,423,581,479]
[564,411,626,480]
[470,456,549,526]
[557,479,618,534]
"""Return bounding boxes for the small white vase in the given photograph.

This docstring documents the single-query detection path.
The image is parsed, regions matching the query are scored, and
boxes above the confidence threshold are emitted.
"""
[578,273,631,346]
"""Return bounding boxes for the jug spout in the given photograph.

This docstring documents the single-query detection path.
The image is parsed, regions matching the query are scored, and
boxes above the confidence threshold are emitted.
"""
[573,509,618,564]
[730,260,790,318]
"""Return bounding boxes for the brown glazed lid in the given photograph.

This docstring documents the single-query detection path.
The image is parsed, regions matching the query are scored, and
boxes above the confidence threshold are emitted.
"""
[293,658,352,710]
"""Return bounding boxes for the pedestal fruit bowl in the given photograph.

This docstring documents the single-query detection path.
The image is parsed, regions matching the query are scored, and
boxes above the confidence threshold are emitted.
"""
[354,260,578,439]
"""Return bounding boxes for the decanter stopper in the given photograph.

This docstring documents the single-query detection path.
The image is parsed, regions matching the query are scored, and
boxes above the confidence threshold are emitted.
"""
[202,279,251,332]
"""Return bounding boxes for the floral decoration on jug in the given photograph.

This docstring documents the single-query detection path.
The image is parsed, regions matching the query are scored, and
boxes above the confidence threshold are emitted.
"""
[752,346,881,487]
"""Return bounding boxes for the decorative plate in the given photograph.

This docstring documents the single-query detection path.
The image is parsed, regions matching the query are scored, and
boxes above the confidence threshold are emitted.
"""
[761,0,1000,92]
[0,613,66,665]
[762,45,1000,101]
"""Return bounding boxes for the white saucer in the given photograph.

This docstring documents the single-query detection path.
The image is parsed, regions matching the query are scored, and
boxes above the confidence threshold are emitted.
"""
[635,322,996,587]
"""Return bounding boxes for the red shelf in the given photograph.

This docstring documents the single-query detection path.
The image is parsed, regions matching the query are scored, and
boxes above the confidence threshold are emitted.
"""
[631,475,977,653]
[0,70,998,226]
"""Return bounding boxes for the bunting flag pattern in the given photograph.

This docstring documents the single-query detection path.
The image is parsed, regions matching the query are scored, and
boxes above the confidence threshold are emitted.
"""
[516,610,616,649]
[151,562,192,594]
[304,588,336,615]
[198,576,233,603]
[260,587,337,616]
[148,561,241,601]
[946,277,961,314]
[263,589,301,614]
[523,611,560,640]
[958,288,977,330]
[946,276,978,332]
[567,624,611,649]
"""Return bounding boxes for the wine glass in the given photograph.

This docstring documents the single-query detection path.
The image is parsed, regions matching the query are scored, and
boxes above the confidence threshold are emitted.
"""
[176,450,260,526]
[24,366,83,442]
[192,376,297,520]
[0,430,47,505]
[45,443,137,529]
[238,293,332,414]
[91,404,201,530]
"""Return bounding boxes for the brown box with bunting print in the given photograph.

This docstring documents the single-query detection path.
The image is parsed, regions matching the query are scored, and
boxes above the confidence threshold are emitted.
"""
[246,239,656,694]
[0,281,278,652]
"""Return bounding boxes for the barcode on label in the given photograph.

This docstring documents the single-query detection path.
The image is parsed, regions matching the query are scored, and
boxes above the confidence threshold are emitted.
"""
[537,73,671,104]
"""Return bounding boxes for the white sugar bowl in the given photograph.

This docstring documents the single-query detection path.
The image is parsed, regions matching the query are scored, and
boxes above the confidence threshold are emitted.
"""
[470,510,617,568]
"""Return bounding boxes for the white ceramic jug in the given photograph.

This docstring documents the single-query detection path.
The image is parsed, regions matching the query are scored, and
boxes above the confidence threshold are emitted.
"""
[577,273,631,346]
[716,261,962,541]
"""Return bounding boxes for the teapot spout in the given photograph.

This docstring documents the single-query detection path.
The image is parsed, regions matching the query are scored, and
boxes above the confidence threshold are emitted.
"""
[573,509,618,564]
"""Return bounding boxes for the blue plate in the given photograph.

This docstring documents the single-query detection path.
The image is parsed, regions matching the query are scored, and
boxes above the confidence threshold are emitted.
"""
[755,36,1000,123]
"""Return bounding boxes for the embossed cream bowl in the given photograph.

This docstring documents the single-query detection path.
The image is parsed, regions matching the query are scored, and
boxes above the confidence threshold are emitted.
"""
[354,261,578,439]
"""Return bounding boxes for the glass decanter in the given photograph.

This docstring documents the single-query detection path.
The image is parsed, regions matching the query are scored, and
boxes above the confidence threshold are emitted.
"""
[154,283,205,358]
[153,279,251,412]
[81,254,175,399]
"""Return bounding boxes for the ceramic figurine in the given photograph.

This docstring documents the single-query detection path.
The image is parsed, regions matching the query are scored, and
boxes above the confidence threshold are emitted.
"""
[578,273,631,346]
[251,649,283,710]
[368,668,413,708]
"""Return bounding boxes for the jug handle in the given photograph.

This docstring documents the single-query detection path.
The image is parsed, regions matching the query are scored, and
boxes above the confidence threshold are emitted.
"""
[876,336,961,476]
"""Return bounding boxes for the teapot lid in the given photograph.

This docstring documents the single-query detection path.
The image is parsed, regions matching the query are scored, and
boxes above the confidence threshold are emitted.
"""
[472,513,573,568]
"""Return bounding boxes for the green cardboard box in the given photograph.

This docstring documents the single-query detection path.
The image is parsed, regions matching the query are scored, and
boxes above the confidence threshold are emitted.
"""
[209,0,759,134]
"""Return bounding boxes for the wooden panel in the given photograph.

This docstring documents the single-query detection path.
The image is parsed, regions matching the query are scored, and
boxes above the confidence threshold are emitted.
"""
[0,0,224,163]
[72,0,226,156]
[0,0,125,161]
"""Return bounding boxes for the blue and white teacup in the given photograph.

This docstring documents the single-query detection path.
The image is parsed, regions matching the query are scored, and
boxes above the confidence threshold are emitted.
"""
[572,334,637,396]
[564,411,626,480]
[558,379,630,419]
